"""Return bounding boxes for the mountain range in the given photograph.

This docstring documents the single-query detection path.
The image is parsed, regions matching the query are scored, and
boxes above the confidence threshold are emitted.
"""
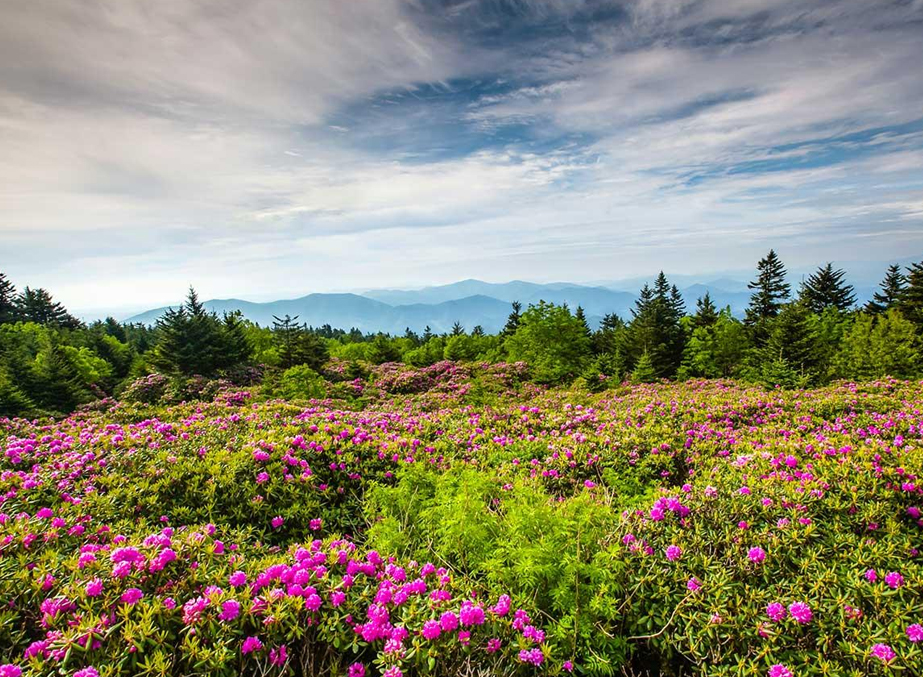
[124,277,879,334]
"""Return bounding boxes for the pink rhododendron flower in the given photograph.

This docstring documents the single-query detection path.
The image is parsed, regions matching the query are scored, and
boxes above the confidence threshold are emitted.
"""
[766,603,787,622]
[870,643,896,663]
[885,572,904,589]
[241,636,263,654]
[748,547,766,563]
[665,545,682,561]
[788,602,812,624]
[768,665,793,677]
[907,624,923,643]
[120,588,143,605]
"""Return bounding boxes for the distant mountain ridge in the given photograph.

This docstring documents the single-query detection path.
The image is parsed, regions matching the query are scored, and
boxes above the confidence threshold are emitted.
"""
[124,277,877,333]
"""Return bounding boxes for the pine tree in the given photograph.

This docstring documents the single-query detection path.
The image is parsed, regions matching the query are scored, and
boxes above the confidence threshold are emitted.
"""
[866,264,906,314]
[631,351,658,383]
[403,327,421,346]
[627,274,686,378]
[693,293,719,329]
[422,326,434,342]
[450,321,465,336]
[0,272,18,324]
[575,306,591,339]
[472,325,484,336]
[502,301,522,337]
[901,260,923,331]
[762,301,817,381]
[153,287,249,376]
[746,250,791,325]
[272,315,327,370]
[798,263,856,313]
[16,287,81,328]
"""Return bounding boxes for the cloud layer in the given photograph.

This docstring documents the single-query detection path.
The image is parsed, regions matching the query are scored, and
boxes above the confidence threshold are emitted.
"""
[2,0,922,311]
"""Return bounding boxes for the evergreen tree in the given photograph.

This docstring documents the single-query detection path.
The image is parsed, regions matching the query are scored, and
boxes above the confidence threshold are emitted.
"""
[761,302,817,382]
[631,351,658,383]
[627,273,686,378]
[422,326,434,342]
[472,325,485,337]
[693,293,719,329]
[0,272,18,324]
[31,337,90,412]
[403,327,421,346]
[866,264,907,314]
[367,333,401,364]
[798,263,856,313]
[272,315,327,370]
[152,287,249,376]
[574,306,591,339]
[16,287,81,328]
[745,249,791,327]
[901,260,923,331]
[502,301,522,337]
[450,321,465,337]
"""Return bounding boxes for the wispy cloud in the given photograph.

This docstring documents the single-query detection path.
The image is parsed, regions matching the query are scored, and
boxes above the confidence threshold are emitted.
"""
[1,0,922,310]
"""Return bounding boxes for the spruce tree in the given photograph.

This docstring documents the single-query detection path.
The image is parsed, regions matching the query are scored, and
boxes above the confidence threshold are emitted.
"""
[763,301,817,381]
[450,321,465,337]
[631,351,658,383]
[746,250,791,325]
[798,263,856,313]
[693,292,719,329]
[16,287,81,328]
[901,260,923,331]
[0,272,18,324]
[422,325,434,342]
[627,274,685,378]
[575,305,591,339]
[272,314,327,370]
[866,264,906,314]
[502,301,522,337]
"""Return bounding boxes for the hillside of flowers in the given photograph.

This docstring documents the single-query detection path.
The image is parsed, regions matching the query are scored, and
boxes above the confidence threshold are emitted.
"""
[1,364,922,677]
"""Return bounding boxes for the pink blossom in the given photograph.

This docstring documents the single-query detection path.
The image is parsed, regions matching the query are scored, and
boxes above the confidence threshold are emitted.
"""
[870,643,896,663]
[665,545,682,562]
[767,665,793,677]
[241,636,263,654]
[906,624,923,643]
[788,602,812,624]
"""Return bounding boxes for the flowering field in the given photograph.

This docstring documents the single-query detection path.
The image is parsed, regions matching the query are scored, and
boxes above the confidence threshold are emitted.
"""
[1,367,921,677]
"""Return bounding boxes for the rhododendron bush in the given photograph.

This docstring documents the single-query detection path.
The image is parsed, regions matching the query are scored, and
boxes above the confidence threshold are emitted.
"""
[1,371,921,677]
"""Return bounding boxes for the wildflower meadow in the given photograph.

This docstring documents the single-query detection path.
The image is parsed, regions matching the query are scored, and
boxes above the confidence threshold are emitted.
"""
[1,365,921,677]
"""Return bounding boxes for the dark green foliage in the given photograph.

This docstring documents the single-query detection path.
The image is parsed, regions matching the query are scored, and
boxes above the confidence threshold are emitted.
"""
[798,263,856,313]
[902,260,923,331]
[450,321,465,336]
[152,288,252,376]
[832,309,919,380]
[866,264,906,314]
[679,308,748,379]
[631,350,658,383]
[366,333,401,364]
[15,286,81,328]
[692,292,718,328]
[272,314,329,370]
[626,273,685,378]
[759,301,818,385]
[502,301,522,337]
[0,272,18,325]
[745,249,790,331]
[505,300,591,383]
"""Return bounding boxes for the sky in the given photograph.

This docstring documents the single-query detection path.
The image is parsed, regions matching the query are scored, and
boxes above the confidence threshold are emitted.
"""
[2,0,923,314]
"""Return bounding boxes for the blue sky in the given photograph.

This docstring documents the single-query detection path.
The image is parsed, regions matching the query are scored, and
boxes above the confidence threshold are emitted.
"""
[2,0,923,312]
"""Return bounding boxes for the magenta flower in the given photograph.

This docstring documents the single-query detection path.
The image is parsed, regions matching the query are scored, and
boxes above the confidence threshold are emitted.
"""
[766,602,787,622]
[884,572,904,589]
[74,669,100,677]
[241,636,263,654]
[382,667,402,677]
[519,648,544,665]
[563,661,574,672]
[422,620,441,640]
[907,624,923,643]
[767,665,793,677]
[870,643,896,663]
[864,569,877,582]
[120,588,144,605]
[687,577,701,591]
[748,547,766,563]
[85,578,103,597]
[218,599,240,621]
[788,602,812,624]
[665,545,682,562]
[270,516,284,529]
[348,664,366,677]
[0,665,23,677]
[440,611,459,632]
[229,571,247,587]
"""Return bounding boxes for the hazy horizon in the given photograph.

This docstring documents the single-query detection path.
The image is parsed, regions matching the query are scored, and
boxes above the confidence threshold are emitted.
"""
[3,0,923,311]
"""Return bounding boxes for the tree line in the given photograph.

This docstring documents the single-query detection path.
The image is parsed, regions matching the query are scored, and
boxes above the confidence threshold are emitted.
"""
[2,252,922,416]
